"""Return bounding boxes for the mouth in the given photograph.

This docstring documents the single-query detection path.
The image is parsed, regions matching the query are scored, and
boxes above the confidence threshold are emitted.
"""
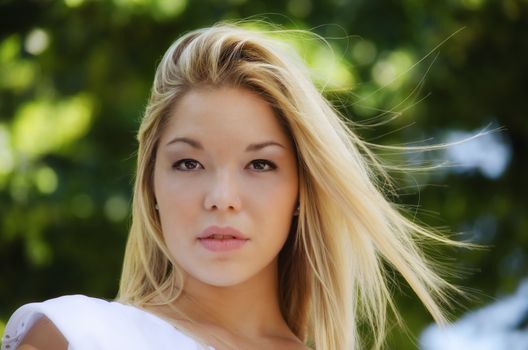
[198,225,248,240]
[202,234,241,240]
[198,226,249,252]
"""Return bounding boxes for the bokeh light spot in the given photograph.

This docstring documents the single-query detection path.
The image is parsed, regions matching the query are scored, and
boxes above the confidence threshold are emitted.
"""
[71,193,95,219]
[104,195,129,222]
[25,28,50,55]
[26,236,52,266]
[35,166,58,194]
[444,128,512,179]
[0,58,36,92]
[462,0,485,10]
[9,173,30,203]
[0,35,20,63]
[64,0,85,7]
[0,124,14,176]
[311,46,355,90]
[12,94,94,158]
[372,50,413,89]
[154,0,187,18]
[352,40,377,65]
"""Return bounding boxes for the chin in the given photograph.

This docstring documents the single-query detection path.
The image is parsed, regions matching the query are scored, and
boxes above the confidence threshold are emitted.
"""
[181,264,263,288]
[191,272,252,288]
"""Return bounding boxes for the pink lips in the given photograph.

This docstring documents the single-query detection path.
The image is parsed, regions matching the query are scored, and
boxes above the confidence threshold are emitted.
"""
[198,226,248,252]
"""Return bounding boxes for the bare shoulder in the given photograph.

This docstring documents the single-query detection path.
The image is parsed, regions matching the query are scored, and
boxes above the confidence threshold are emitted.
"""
[17,316,68,350]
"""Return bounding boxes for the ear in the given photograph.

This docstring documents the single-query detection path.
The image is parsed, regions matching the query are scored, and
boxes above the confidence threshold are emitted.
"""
[293,202,300,216]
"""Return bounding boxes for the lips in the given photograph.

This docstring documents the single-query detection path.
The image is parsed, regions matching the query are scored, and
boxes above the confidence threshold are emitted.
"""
[198,226,248,240]
[207,234,237,240]
[198,226,248,252]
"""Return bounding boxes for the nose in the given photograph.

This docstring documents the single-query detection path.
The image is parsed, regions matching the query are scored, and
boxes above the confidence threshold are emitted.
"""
[203,170,241,212]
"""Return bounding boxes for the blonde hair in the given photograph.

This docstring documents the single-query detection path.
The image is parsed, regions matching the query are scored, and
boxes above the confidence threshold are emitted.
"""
[117,22,459,349]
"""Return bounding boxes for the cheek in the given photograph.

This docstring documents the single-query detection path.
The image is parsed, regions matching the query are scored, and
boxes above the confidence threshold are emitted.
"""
[252,177,297,233]
[259,188,294,217]
[155,173,202,242]
[155,169,201,206]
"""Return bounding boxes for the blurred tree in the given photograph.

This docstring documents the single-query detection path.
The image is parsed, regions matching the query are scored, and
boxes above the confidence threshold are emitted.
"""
[0,0,526,348]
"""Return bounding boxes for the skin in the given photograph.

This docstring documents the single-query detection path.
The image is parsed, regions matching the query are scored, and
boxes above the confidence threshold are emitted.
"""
[151,86,304,349]
[17,317,68,350]
[17,86,305,350]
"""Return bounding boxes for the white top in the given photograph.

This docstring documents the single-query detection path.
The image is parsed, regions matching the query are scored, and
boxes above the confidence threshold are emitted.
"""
[1,294,214,350]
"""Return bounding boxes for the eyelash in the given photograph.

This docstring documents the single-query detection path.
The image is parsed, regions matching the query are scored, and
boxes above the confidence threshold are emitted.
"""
[172,159,277,172]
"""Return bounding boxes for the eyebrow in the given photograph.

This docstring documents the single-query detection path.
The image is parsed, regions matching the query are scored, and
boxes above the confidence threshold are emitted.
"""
[165,137,286,152]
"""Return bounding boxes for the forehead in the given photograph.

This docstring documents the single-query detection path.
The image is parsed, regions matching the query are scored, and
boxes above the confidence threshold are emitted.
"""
[159,87,292,147]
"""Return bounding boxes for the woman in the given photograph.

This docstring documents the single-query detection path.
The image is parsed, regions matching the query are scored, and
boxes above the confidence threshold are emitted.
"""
[3,23,458,350]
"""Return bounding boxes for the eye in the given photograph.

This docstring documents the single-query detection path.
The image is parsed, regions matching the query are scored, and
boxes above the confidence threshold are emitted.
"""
[172,159,203,171]
[247,159,277,172]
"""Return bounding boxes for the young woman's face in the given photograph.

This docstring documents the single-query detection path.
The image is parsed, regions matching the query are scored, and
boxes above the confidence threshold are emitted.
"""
[153,87,299,288]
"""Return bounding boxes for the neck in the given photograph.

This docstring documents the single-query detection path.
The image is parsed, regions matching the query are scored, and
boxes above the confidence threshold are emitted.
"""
[174,260,289,338]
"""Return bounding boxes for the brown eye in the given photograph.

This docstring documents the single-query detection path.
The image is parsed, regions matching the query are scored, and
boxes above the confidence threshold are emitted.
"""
[172,159,203,171]
[248,159,277,172]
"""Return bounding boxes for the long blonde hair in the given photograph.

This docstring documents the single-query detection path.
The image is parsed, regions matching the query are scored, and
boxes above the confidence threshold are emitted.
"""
[117,22,459,349]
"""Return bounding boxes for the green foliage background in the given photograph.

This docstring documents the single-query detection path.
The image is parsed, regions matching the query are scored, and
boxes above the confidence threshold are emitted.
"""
[1,0,526,348]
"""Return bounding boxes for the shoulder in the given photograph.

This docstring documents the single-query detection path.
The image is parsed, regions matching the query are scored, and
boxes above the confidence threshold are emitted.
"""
[17,316,68,350]
[2,295,211,350]
[2,295,109,350]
